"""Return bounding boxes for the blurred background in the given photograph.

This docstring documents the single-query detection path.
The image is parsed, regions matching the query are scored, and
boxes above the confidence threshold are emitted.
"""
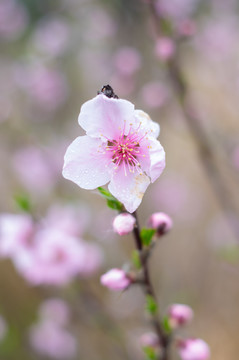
[0,0,239,359]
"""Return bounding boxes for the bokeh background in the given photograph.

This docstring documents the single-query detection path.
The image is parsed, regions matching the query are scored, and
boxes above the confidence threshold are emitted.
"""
[0,0,239,359]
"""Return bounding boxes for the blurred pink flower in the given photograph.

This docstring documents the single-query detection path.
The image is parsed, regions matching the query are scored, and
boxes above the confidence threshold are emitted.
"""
[16,65,68,112]
[14,228,102,285]
[1,204,102,286]
[44,204,90,238]
[148,212,173,235]
[177,19,196,37]
[155,37,175,61]
[0,0,28,40]
[167,304,193,328]
[177,338,210,360]
[100,268,131,291]
[14,229,83,285]
[63,94,165,213]
[140,81,168,109]
[13,146,58,193]
[87,8,117,40]
[155,0,199,21]
[39,299,70,326]
[76,241,103,277]
[195,17,239,61]
[0,213,34,257]
[140,332,160,348]
[113,47,142,76]
[32,16,70,57]
[30,320,77,359]
[113,213,136,236]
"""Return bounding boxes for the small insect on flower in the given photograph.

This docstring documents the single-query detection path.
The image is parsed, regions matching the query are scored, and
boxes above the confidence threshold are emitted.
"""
[97,84,119,99]
[62,88,165,213]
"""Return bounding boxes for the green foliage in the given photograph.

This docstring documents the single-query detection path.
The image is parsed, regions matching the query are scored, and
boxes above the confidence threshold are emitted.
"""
[98,187,123,211]
[162,316,172,335]
[140,228,156,246]
[132,250,141,269]
[0,325,20,357]
[145,295,158,315]
[143,346,157,360]
[14,194,31,213]
[218,245,239,264]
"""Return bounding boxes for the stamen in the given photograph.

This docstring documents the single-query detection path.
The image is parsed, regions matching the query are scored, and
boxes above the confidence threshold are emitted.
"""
[103,122,147,176]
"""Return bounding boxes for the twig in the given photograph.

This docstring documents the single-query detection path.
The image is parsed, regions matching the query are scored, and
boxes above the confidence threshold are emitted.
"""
[133,211,171,360]
[147,0,239,241]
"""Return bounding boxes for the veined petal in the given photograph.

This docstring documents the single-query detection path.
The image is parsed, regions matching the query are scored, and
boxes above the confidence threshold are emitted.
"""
[62,136,111,189]
[78,94,135,140]
[147,137,166,182]
[134,110,160,138]
[108,167,150,213]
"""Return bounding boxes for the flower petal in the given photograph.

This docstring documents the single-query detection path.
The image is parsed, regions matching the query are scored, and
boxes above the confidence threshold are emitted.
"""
[78,94,135,140]
[147,137,165,182]
[134,109,160,138]
[108,166,150,213]
[62,136,111,189]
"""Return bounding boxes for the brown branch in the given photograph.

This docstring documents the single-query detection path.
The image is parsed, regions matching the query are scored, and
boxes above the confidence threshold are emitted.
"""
[133,211,171,360]
[147,0,239,241]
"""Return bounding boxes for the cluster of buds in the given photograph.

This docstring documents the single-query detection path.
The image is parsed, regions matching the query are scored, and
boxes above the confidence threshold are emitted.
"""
[140,304,210,360]
[101,211,173,292]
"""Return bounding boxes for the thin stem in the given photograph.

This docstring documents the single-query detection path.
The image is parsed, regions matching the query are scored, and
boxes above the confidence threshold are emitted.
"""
[133,211,171,360]
[146,0,239,241]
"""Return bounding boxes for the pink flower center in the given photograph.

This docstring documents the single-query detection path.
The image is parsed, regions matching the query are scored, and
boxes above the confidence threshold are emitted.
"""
[103,121,148,176]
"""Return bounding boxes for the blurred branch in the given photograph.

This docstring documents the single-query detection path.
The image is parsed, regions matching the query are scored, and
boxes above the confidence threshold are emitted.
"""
[147,0,239,241]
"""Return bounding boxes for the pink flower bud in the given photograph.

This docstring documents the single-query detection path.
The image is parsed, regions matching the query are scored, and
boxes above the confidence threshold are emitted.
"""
[178,338,210,360]
[100,268,131,291]
[167,304,193,328]
[177,19,196,37]
[140,332,160,348]
[113,213,136,236]
[155,37,175,61]
[148,212,172,235]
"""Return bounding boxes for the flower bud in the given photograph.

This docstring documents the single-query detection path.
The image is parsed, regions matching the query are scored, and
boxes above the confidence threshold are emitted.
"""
[167,304,193,328]
[140,332,160,348]
[113,213,136,236]
[155,37,175,61]
[177,338,210,360]
[148,212,172,236]
[100,268,131,291]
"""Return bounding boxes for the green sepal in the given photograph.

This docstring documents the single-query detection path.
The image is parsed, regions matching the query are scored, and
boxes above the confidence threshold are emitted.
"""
[143,346,157,360]
[140,228,156,247]
[132,250,141,270]
[160,18,173,36]
[14,194,31,213]
[145,295,158,315]
[98,187,123,211]
[162,315,172,335]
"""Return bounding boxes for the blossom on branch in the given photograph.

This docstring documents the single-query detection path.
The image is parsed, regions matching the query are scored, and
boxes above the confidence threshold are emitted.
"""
[167,304,193,328]
[113,213,136,235]
[63,93,165,213]
[100,268,131,291]
[177,338,210,360]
